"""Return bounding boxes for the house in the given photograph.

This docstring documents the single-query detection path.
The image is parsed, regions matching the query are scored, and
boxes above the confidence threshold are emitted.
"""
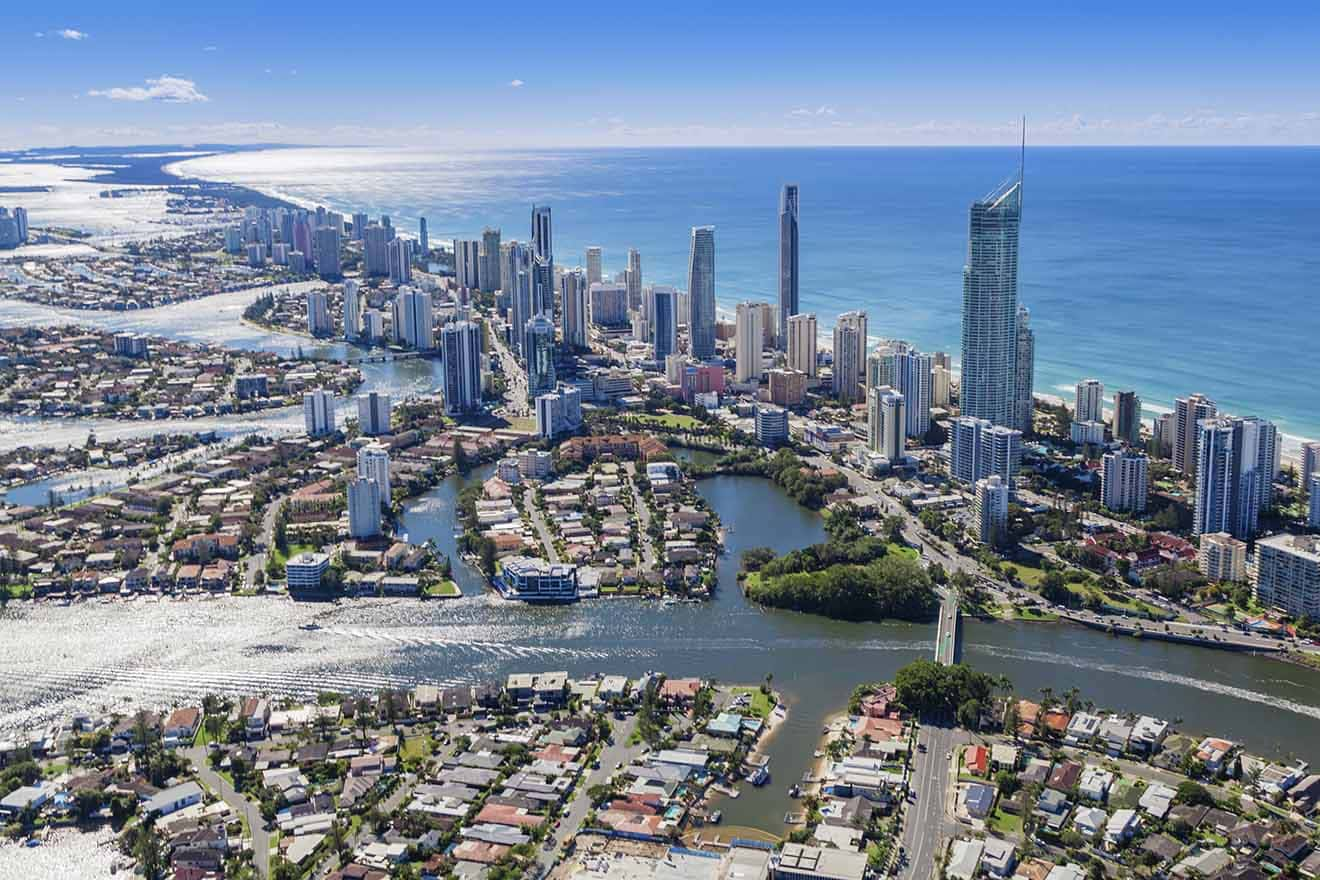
[1074,806,1107,838]
[659,677,702,705]
[982,838,1017,879]
[947,839,984,880]
[1064,712,1102,746]
[1196,738,1238,775]
[1289,775,1320,815]
[1099,716,1133,755]
[1078,767,1113,802]
[963,783,995,819]
[991,744,1019,772]
[772,843,869,880]
[1130,716,1169,754]
[0,784,52,817]
[1104,808,1140,850]
[143,781,203,817]
[1047,761,1082,792]
[1035,789,1071,832]
[1139,782,1176,819]
[1142,834,1184,866]
[162,707,202,748]
[965,745,990,777]
[241,698,270,740]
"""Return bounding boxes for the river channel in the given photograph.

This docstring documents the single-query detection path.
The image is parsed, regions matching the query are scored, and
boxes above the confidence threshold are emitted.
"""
[3,290,1320,835]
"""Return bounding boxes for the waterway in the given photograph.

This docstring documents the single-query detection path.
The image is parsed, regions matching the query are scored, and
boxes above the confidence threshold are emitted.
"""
[3,284,1320,837]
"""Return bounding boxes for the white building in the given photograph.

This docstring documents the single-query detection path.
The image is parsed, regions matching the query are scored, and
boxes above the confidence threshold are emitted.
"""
[868,385,905,462]
[396,288,434,351]
[347,478,382,539]
[1075,378,1105,423]
[303,389,335,437]
[932,363,952,409]
[960,174,1021,429]
[755,405,789,447]
[286,552,329,590]
[535,385,583,440]
[1101,449,1148,514]
[831,311,867,403]
[787,313,817,378]
[735,301,764,383]
[1199,532,1247,582]
[1070,420,1107,446]
[1194,415,1276,538]
[343,279,361,341]
[1173,393,1216,476]
[949,416,1021,485]
[356,391,392,436]
[454,238,481,289]
[1252,533,1320,619]
[584,246,602,286]
[306,290,333,337]
[357,443,391,499]
[974,475,1010,546]
[1310,474,1320,528]
[441,320,483,415]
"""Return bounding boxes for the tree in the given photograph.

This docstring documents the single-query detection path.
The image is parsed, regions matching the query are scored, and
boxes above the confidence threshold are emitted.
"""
[135,819,166,880]
[1175,780,1215,806]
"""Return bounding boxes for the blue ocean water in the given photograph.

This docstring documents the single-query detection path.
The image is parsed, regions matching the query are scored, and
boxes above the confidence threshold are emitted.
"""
[175,146,1320,444]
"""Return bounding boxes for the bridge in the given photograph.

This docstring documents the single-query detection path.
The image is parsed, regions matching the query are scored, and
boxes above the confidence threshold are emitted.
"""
[344,350,438,365]
[933,587,961,666]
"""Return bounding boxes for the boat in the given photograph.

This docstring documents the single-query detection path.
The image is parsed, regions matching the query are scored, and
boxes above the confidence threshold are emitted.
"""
[709,810,722,824]
[788,784,802,798]
[299,623,322,631]
[748,766,770,786]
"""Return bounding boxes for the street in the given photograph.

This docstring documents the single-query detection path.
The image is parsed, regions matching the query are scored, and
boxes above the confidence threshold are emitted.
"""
[185,746,271,879]
[898,723,965,880]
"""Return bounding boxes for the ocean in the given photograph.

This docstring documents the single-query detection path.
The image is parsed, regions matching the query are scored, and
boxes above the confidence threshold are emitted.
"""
[171,145,1318,447]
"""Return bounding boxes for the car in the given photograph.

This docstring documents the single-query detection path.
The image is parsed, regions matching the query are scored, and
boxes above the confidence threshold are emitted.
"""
[917,743,927,753]
[614,761,623,770]
[946,751,953,760]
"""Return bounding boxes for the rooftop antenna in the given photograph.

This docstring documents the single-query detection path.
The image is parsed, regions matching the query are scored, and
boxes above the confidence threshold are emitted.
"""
[1019,115,1027,208]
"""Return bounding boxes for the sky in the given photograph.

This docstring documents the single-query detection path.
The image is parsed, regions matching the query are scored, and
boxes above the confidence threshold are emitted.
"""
[4,1,1319,150]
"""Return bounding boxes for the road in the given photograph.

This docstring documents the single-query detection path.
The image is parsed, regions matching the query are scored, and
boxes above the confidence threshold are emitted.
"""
[526,499,564,564]
[933,588,961,666]
[186,746,270,879]
[624,462,658,570]
[535,714,644,876]
[899,723,964,880]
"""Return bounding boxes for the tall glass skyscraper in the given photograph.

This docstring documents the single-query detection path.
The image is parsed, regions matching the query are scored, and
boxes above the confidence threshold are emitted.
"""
[1013,304,1035,434]
[960,173,1022,428]
[778,184,799,351]
[687,226,716,360]
[651,285,677,362]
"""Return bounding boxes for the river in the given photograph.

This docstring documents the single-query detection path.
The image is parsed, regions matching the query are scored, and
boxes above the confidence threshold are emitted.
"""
[3,287,1320,837]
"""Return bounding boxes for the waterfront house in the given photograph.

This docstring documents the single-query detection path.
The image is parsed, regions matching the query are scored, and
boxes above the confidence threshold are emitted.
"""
[143,781,203,817]
[1100,715,1134,755]
[1064,712,1102,746]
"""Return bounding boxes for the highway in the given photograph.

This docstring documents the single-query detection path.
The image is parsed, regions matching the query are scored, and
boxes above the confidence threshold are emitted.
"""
[898,722,964,880]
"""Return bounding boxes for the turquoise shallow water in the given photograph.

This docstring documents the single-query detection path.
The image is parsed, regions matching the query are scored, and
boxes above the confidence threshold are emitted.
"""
[175,146,1320,443]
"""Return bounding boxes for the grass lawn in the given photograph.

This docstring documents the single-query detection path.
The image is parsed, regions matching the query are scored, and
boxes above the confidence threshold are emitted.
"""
[731,687,777,720]
[423,580,461,598]
[505,416,537,433]
[1006,563,1048,587]
[1111,779,1145,810]
[1015,607,1059,621]
[633,413,701,430]
[42,760,68,779]
[990,807,1023,835]
[888,544,920,560]
[400,735,433,761]
[269,542,316,569]
[2,583,34,601]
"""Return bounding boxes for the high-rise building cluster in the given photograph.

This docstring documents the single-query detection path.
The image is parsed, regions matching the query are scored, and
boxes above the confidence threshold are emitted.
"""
[0,206,30,249]
[225,204,356,280]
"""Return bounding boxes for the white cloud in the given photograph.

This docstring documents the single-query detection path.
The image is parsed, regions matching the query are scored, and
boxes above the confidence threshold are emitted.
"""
[58,29,88,40]
[34,31,44,38]
[88,75,209,103]
[788,105,836,118]
[203,45,218,52]
[509,79,525,88]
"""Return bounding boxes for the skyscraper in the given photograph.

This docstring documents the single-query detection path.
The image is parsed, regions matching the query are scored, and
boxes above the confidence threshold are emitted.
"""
[343,280,361,342]
[501,239,528,297]
[1101,449,1149,514]
[314,226,341,279]
[306,290,332,337]
[1013,304,1035,433]
[351,212,368,242]
[585,246,603,287]
[441,320,483,416]
[626,249,642,312]
[960,171,1022,427]
[831,311,867,404]
[868,385,905,461]
[510,270,532,357]
[480,228,501,291]
[387,238,412,284]
[561,270,588,351]
[778,184,799,351]
[303,389,335,437]
[651,286,677,363]
[687,226,716,360]
[894,349,933,439]
[347,478,382,539]
[1075,379,1105,424]
[949,416,1022,486]
[589,283,629,327]
[524,315,557,400]
[454,239,481,289]
[356,391,392,436]
[357,443,391,500]
[735,302,763,383]
[394,288,433,351]
[531,205,553,265]
[1174,393,1217,476]
[363,224,390,277]
[787,313,817,377]
[418,217,429,255]
[1193,415,1277,538]
[974,476,1010,546]
[1112,390,1142,446]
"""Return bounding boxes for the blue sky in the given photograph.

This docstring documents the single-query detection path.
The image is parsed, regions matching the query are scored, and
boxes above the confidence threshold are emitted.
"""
[5,1,1318,148]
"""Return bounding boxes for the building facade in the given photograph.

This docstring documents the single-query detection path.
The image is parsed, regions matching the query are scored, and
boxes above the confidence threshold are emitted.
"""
[687,226,717,360]
[735,301,764,383]
[960,174,1022,428]
[831,311,868,404]
[778,183,800,350]
[1252,534,1320,619]
[787,313,818,377]
[1101,449,1149,514]
[441,320,483,416]
[949,416,1022,486]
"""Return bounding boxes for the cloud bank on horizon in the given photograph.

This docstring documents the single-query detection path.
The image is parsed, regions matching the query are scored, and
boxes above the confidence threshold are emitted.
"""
[4,3,1318,149]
